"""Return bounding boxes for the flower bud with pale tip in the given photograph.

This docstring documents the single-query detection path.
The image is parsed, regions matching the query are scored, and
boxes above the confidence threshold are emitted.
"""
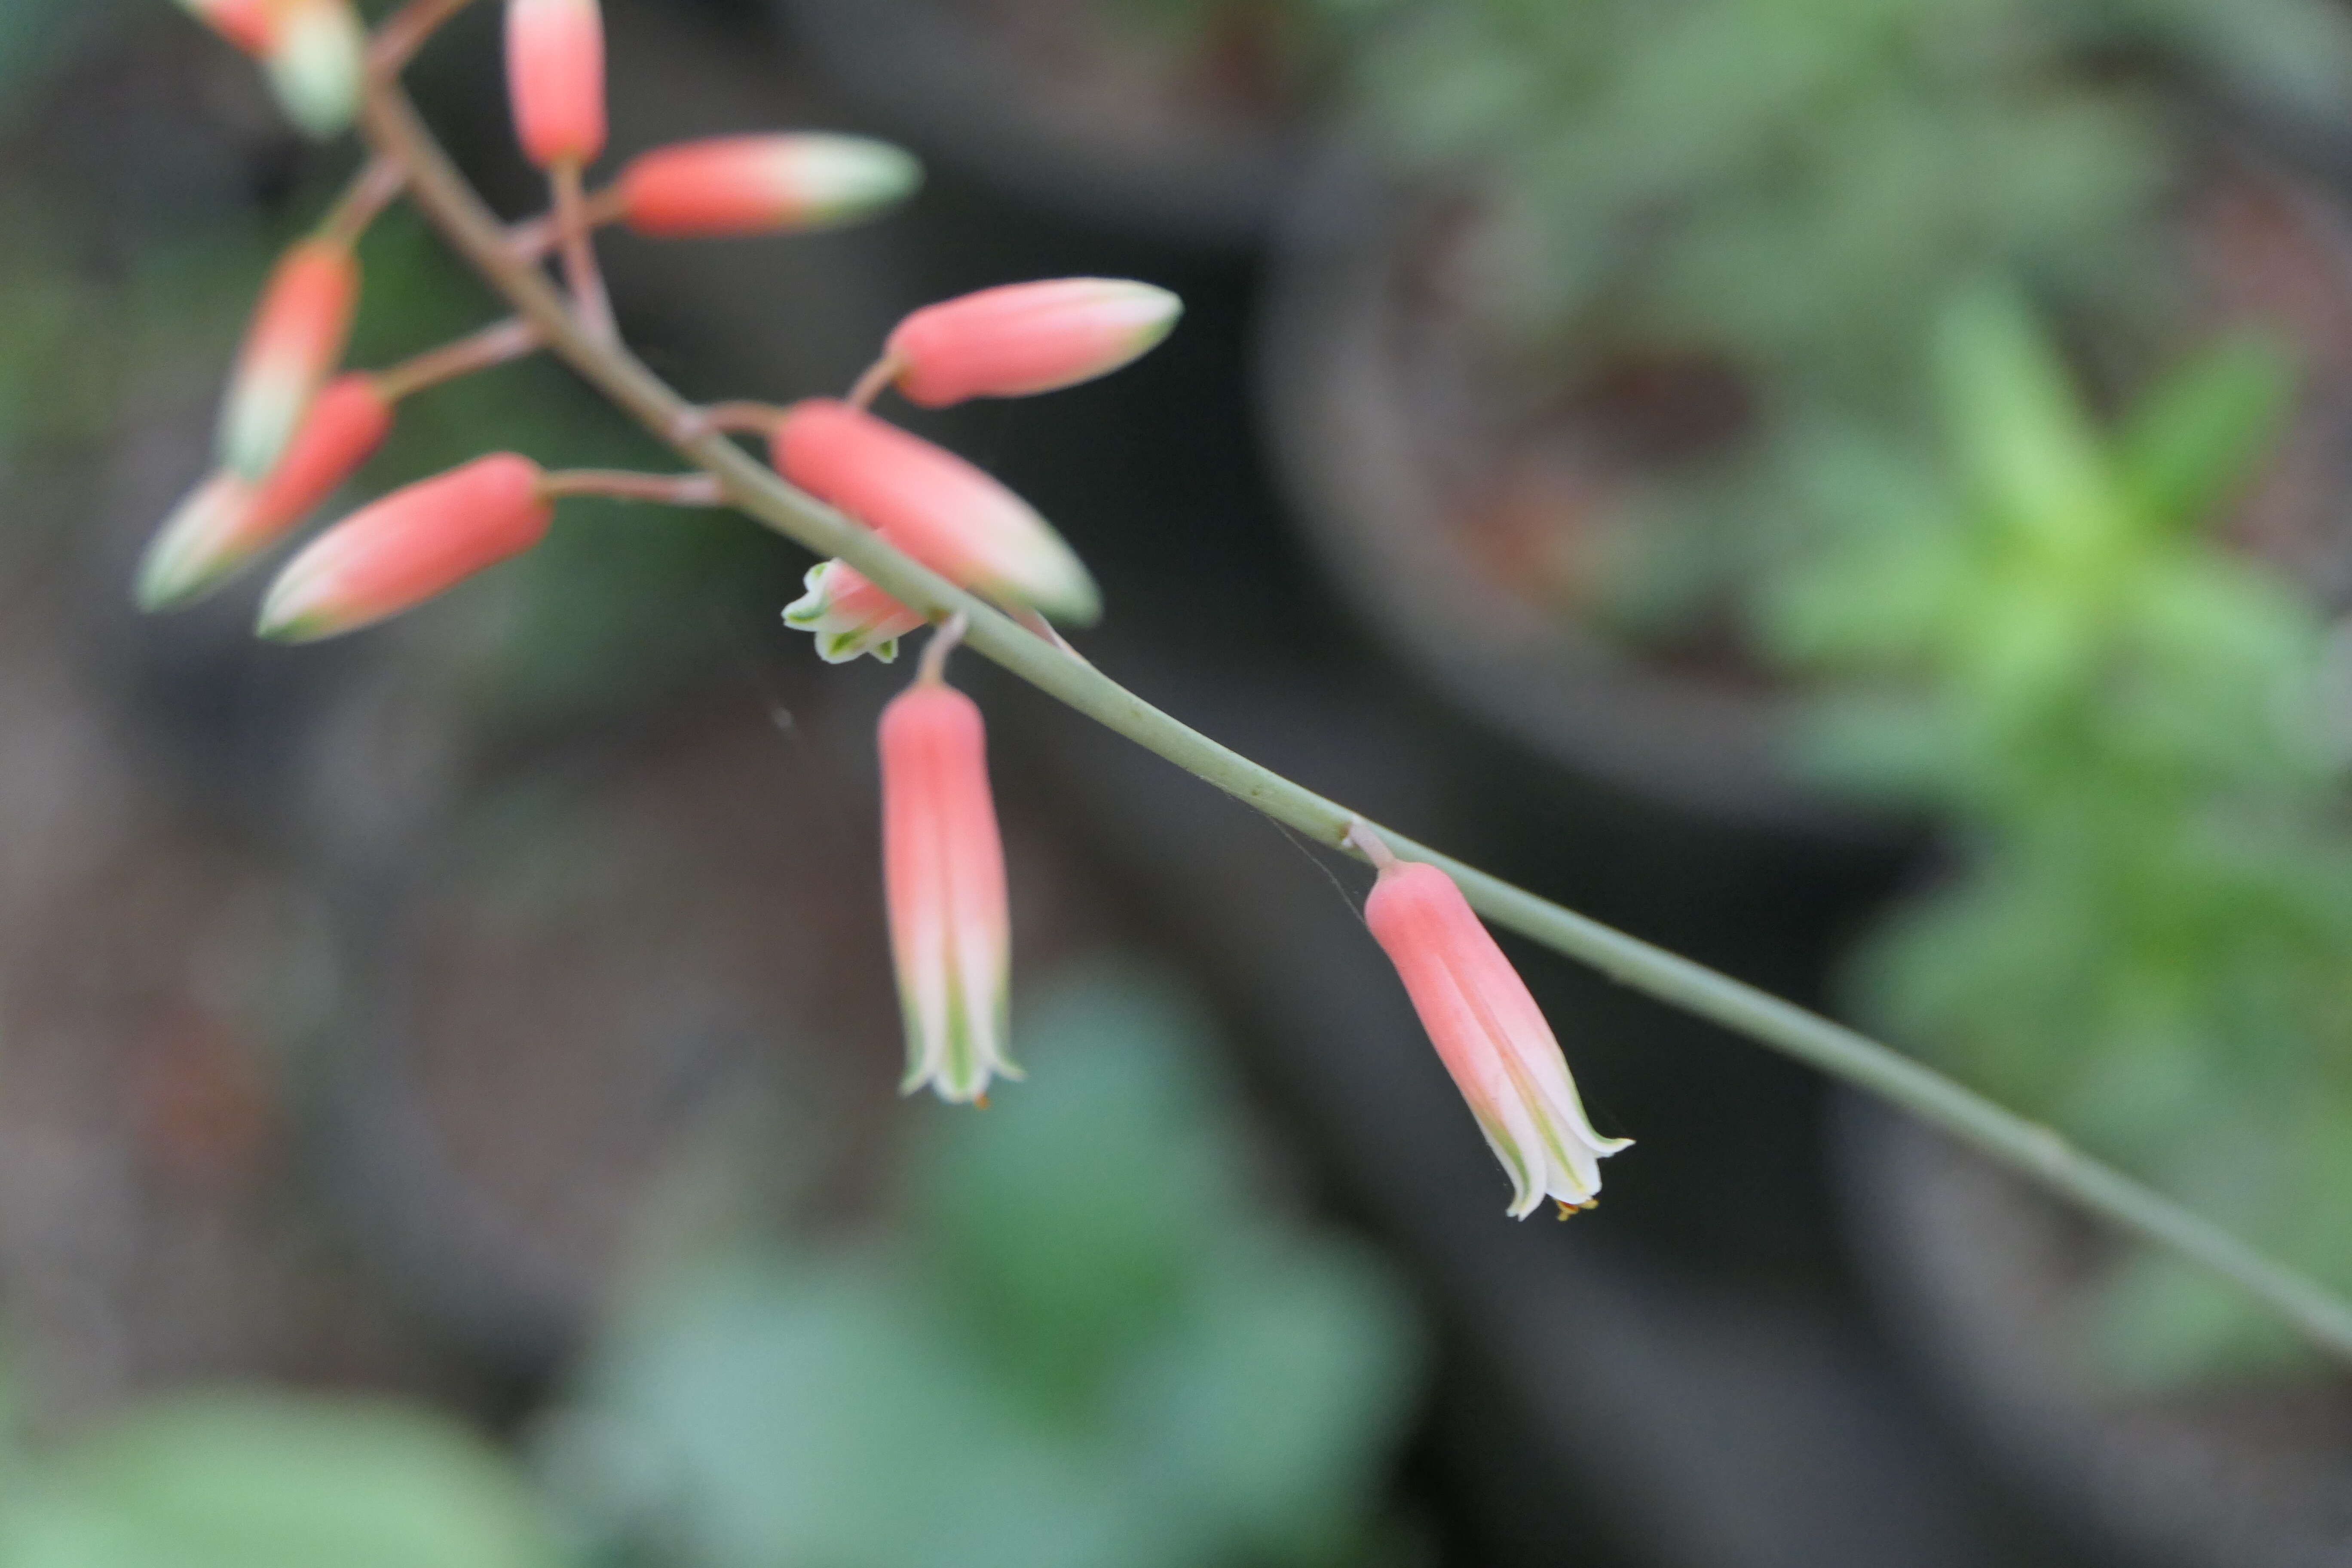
[773,399,1099,625]
[141,375,395,610]
[219,239,360,482]
[618,135,922,239]
[783,560,923,664]
[1352,822,1631,1218]
[880,279,1182,408]
[176,0,363,137]
[881,625,1017,1104]
[507,0,607,170]
[257,454,554,642]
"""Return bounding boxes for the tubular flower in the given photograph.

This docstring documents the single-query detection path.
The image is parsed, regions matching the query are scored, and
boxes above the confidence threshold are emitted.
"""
[773,399,1099,624]
[1356,827,1631,1218]
[784,560,923,664]
[141,375,395,609]
[176,0,363,136]
[617,135,922,239]
[880,664,1017,1103]
[506,0,607,169]
[257,454,554,641]
[883,279,1182,408]
[219,239,361,482]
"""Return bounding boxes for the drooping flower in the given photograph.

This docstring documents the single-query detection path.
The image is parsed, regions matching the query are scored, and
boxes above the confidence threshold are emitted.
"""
[257,454,554,641]
[1353,824,1630,1218]
[880,645,1017,1104]
[176,0,364,137]
[219,239,361,481]
[772,399,1099,624]
[506,0,607,170]
[783,560,923,664]
[617,135,922,239]
[141,375,395,609]
[881,279,1182,408]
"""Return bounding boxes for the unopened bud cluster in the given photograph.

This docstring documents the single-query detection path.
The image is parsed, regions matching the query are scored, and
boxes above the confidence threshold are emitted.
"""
[150,0,1628,1215]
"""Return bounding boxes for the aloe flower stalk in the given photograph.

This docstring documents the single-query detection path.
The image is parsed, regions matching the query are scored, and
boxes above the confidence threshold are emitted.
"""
[617,135,922,239]
[1353,823,1631,1218]
[141,375,396,609]
[506,0,606,170]
[772,398,1099,624]
[783,560,924,664]
[878,279,1182,408]
[257,453,554,641]
[880,629,1017,1103]
[219,239,360,481]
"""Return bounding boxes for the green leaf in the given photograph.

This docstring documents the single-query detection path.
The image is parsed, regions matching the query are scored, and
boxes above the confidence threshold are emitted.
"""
[2117,334,2294,532]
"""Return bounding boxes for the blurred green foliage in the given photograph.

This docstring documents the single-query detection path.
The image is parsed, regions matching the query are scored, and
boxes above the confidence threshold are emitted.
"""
[0,1388,559,1568]
[1765,288,2352,1384]
[540,966,1423,1568]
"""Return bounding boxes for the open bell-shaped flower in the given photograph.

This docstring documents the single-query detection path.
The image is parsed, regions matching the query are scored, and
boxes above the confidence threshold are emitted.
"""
[141,374,395,609]
[617,135,921,239]
[257,454,554,641]
[882,278,1183,408]
[880,646,1017,1104]
[773,399,1099,624]
[783,560,923,664]
[506,0,607,169]
[219,238,360,481]
[1354,824,1631,1218]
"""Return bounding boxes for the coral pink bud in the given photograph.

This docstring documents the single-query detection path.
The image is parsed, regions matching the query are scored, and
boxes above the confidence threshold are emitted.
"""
[1357,831,1630,1218]
[143,375,396,609]
[617,134,922,239]
[257,454,554,641]
[219,239,360,481]
[175,0,363,135]
[773,400,1099,624]
[176,0,276,54]
[506,0,607,169]
[881,675,1017,1103]
[884,279,1182,408]
[783,559,924,664]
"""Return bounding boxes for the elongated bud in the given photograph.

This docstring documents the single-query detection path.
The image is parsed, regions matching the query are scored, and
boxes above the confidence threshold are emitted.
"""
[783,560,923,664]
[506,0,607,169]
[881,677,1017,1103]
[617,134,922,239]
[1360,839,1631,1218]
[219,239,360,481]
[176,0,364,136]
[141,376,395,609]
[257,454,554,641]
[773,400,1099,624]
[884,279,1182,408]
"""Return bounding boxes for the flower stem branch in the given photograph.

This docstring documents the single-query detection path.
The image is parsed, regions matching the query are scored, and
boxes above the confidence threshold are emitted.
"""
[373,316,539,401]
[370,0,480,80]
[314,156,407,250]
[549,159,617,345]
[538,469,725,506]
[357,78,2352,1367]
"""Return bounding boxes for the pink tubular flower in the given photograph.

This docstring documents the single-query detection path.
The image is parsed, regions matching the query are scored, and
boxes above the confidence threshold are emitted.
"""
[773,399,1099,624]
[784,560,924,664]
[880,664,1017,1103]
[257,454,554,641]
[176,0,363,136]
[506,0,607,169]
[883,279,1183,408]
[617,135,922,239]
[142,375,396,609]
[1354,825,1630,1218]
[219,239,361,482]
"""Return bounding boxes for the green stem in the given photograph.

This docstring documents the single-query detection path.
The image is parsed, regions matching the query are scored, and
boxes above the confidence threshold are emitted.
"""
[357,80,2352,1367]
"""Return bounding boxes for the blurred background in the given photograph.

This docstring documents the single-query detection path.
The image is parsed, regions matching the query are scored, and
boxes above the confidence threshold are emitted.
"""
[3,0,2352,1563]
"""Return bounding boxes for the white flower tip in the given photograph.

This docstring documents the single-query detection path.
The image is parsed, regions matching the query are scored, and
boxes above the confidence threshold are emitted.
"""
[265,3,364,138]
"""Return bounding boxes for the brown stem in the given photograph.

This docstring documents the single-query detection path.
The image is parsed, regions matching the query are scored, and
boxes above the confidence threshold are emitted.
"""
[551,160,617,345]
[507,187,627,263]
[539,470,726,506]
[369,0,480,79]
[372,317,539,401]
[313,157,407,250]
[697,401,791,436]
[846,355,901,411]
